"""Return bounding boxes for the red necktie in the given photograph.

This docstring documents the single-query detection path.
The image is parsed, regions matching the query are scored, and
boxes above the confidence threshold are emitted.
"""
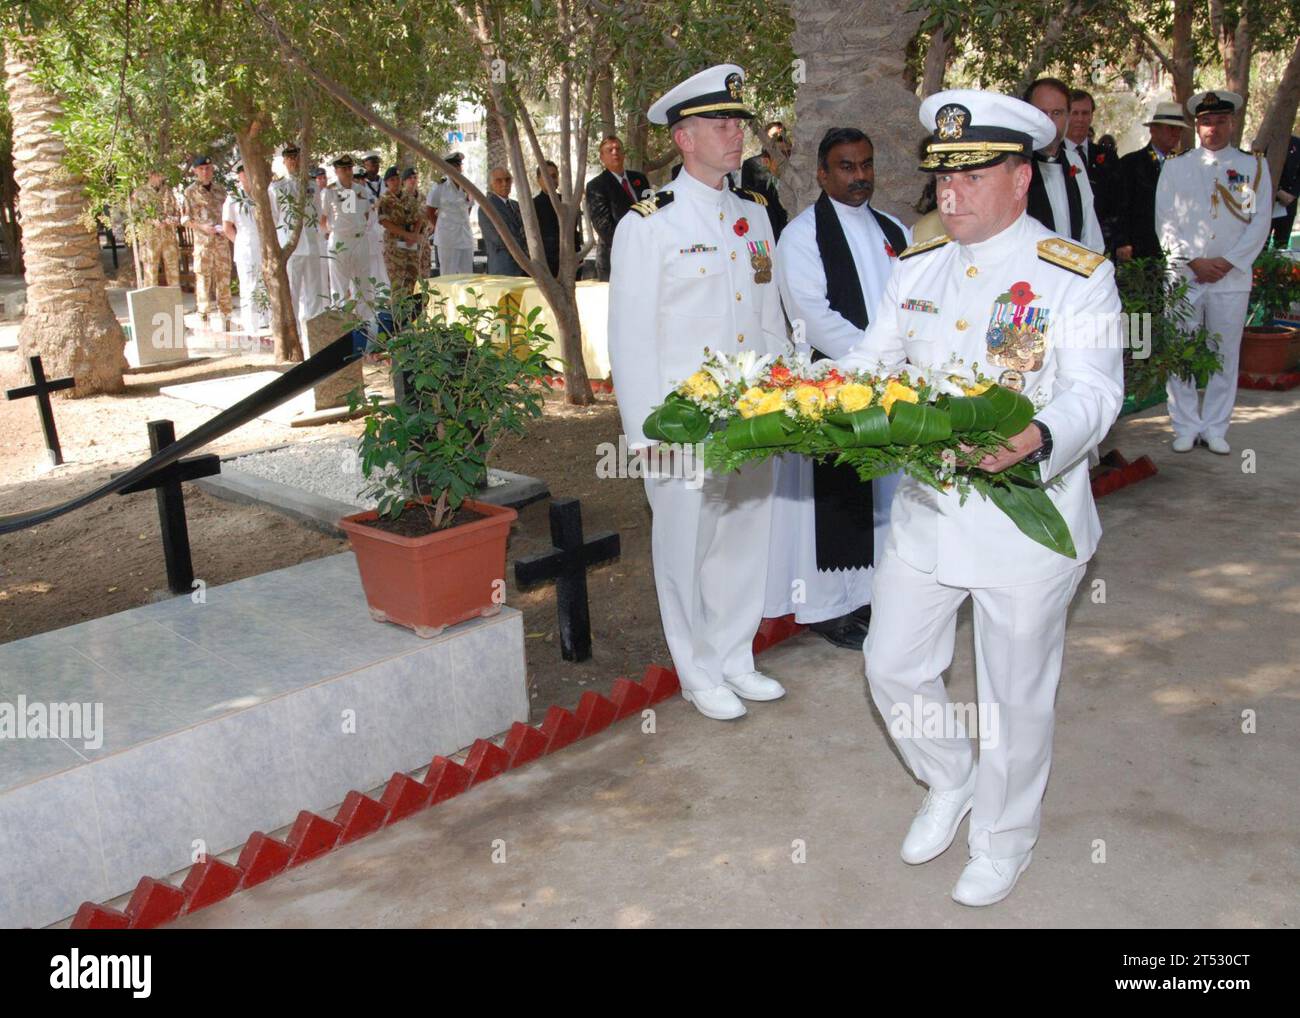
[621,176,634,200]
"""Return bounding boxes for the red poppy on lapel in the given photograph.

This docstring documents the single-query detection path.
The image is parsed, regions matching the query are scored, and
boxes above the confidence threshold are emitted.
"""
[884,241,896,258]
[733,217,749,237]
[1067,163,1080,178]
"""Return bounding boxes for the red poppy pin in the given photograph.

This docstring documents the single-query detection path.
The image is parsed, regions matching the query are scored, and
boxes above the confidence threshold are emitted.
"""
[1095,153,1106,165]
[733,217,749,237]
[1067,163,1080,178]
[885,241,896,258]
[1007,281,1037,307]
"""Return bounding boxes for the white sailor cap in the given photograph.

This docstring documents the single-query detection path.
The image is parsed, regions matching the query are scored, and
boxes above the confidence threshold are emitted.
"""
[918,89,1055,172]
[361,151,381,163]
[648,64,755,127]
[1187,90,1242,118]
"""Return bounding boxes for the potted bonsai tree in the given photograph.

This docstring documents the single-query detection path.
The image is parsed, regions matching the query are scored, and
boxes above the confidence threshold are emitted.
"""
[341,289,552,636]
[1241,248,1300,375]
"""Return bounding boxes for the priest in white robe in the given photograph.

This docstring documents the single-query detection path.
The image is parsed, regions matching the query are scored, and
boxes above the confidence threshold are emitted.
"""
[765,127,910,648]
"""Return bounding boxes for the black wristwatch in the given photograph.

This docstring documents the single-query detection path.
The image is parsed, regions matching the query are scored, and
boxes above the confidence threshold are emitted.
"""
[1023,419,1053,465]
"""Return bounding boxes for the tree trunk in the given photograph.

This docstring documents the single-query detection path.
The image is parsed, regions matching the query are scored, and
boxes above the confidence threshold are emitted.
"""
[596,65,616,138]
[233,113,303,362]
[4,41,124,396]
[920,24,955,98]
[1014,1,1086,96]
[1209,0,1254,147]
[1171,0,1196,153]
[1253,37,1300,196]
[1,142,22,276]
[788,0,924,222]
[485,94,508,174]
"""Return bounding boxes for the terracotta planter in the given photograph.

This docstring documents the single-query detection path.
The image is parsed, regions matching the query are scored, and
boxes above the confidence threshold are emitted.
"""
[1239,325,1299,376]
[339,498,517,637]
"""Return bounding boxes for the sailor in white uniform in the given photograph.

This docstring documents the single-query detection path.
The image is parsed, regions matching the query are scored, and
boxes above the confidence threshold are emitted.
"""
[608,64,791,722]
[222,163,266,335]
[839,90,1123,906]
[425,152,475,276]
[767,126,910,648]
[1156,89,1273,454]
[359,151,390,291]
[267,145,326,354]
[320,154,378,332]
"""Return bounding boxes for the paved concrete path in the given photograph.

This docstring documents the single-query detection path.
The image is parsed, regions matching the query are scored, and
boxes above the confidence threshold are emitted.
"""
[174,389,1300,928]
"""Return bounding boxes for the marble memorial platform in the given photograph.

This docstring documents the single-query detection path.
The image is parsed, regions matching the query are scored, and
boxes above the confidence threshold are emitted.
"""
[0,552,527,929]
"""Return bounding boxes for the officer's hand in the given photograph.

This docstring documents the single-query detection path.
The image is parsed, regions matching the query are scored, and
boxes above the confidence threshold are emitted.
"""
[1188,257,1225,283]
[1210,256,1235,276]
[1115,245,1133,262]
[973,424,1042,473]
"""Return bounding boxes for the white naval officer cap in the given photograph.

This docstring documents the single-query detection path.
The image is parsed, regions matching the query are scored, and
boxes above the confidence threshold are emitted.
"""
[647,64,755,127]
[918,89,1055,172]
[1187,90,1243,118]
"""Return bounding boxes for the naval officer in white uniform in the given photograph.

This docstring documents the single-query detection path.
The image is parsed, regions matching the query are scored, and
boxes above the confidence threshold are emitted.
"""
[222,163,266,335]
[320,154,378,332]
[267,145,326,356]
[766,127,909,648]
[838,89,1124,905]
[608,64,791,722]
[1156,90,1272,454]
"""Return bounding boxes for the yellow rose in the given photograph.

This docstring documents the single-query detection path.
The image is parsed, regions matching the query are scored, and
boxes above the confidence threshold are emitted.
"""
[881,380,919,415]
[755,389,788,415]
[678,370,720,400]
[835,382,873,413]
[737,386,774,418]
[793,384,826,419]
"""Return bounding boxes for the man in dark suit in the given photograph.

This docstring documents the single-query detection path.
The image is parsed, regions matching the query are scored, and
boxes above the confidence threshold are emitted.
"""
[478,166,527,275]
[585,135,650,280]
[1270,134,1299,249]
[741,120,792,242]
[1113,102,1188,262]
[533,160,582,277]
[1067,89,1120,251]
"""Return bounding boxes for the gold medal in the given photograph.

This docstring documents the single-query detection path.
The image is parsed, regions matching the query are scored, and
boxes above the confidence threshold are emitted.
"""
[751,252,772,284]
[997,369,1025,392]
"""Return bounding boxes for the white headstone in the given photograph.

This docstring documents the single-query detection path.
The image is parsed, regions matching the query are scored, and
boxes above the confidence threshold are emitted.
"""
[125,286,189,367]
[303,309,363,410]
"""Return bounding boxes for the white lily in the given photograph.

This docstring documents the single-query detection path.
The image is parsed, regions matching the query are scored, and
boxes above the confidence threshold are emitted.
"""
[703,349,773,390]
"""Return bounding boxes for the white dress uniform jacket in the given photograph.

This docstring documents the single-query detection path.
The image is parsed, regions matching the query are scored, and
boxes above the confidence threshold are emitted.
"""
[766,197,910,622]
[320,180,377,321]
[426,179,475,275]
[839,212,1124,588]
[608,168,789,693]
[1156,145,1272,440]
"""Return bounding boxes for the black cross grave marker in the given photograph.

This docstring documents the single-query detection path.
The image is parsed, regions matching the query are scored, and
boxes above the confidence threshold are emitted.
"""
[116,419,220,595]
[4,355,74,465]
[513,497,620,662]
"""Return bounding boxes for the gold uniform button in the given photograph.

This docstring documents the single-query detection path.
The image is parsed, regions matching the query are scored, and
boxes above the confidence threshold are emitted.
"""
[735,292,742,301]
[907,329,915,337]
[699,267,706,275]
[956,319,968,330]
[719,212,724,221]
[730,251,736,260]
[966,266,978,278]
[737,333,745,343]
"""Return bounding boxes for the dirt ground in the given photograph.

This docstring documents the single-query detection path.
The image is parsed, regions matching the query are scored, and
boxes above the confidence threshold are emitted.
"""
[0,345,665,719]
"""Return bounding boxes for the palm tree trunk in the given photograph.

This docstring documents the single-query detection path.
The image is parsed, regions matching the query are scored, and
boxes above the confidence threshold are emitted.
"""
[787,0,925,223]
[4,41,125,395]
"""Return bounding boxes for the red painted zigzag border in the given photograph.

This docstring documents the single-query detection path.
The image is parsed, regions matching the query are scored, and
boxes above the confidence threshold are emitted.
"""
[1238,371,1300,391]
[68,614,805,930]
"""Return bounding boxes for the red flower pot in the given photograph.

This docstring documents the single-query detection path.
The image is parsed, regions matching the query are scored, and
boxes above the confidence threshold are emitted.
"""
[1239,325,1300,376]
[339,498,517,637]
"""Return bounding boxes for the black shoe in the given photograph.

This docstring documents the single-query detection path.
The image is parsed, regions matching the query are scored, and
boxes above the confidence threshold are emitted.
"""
[850,604,872,629]
[807,615,868,650]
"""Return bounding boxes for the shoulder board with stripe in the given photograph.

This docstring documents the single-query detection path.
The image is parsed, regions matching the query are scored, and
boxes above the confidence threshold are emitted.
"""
[730,186,768,207]
[1037,237,1106,277]
[897,235,951,260]
[629,191,674,218]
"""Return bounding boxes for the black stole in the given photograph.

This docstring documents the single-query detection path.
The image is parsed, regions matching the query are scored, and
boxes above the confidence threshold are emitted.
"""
[1027,155,1082,240]
[807,192,901,573]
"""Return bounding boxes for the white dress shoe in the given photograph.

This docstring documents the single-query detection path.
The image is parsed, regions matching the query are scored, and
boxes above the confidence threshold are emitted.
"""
[900,769,976,864]
[951,851,1033,907]
[1171,435,1196,453]
[722,671,786,701]
[681,686,747,720]
[1205,435,1230,455]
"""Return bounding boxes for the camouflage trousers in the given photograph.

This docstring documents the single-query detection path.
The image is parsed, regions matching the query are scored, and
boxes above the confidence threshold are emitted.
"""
[192,236,233,316]
[138,233,181,288]
[384,247,422,303]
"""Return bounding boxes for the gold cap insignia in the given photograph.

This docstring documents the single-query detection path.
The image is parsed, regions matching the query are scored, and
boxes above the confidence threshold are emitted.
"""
[936,104,969,142]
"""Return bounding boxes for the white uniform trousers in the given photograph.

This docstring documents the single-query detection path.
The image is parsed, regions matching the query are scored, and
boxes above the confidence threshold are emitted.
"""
[764,454,901,623]
[327,233,376,328]
[1166,289,1250,442]
[368,222,390,290]
[643,459,774,693]
[865,543,1087,860]
[436,244,474,276]
[285,254,324,358]
[234,253,263,334]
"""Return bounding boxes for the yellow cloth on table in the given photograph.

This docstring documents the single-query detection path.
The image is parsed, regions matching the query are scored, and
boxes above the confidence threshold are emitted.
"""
[517,279,610,380]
